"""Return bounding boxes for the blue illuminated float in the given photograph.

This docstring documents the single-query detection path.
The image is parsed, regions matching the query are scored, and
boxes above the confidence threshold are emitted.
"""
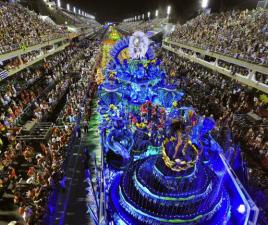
[106,118,134,169]
[97,31,259,225]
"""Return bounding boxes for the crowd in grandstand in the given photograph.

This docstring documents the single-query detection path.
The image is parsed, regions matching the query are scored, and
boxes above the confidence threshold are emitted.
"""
[0,45,79,129]
[217,60,250,77]
[2,51,41,72]
[168,43,268,86]
[1,125,72,225]
[57,43,99,127]
[170,8,268,65]
[0,36,99,224]
[118,18,167,34]
[0,1,66,54]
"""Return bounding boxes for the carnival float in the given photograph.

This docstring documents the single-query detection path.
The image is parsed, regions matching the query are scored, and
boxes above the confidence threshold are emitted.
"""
[94,29,258,225]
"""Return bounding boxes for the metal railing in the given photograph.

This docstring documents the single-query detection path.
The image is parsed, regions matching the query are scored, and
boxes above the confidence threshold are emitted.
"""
[162,40,268,94]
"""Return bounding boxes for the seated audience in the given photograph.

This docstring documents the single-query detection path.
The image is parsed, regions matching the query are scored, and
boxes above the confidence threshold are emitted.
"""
[170,8,268,65]
[0,2,66,54]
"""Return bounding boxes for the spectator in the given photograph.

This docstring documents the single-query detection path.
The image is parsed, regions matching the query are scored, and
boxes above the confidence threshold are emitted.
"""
[83,119,89,133]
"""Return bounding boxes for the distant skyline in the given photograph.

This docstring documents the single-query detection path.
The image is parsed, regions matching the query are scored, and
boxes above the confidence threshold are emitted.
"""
[59,0,257,23]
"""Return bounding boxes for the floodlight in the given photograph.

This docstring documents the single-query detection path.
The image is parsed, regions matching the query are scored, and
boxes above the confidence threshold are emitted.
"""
[57,0,61,8]
[167,5,171,15]
[202,0,209,8]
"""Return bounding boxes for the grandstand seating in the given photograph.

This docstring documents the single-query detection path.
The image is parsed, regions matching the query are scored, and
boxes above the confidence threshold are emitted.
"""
[170,8,268,65]
[118,18,167,34]
[0,2,67,54]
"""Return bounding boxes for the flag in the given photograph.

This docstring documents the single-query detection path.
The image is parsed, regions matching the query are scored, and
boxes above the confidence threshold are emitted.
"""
[20,43,28,51]
[0,70,8,81]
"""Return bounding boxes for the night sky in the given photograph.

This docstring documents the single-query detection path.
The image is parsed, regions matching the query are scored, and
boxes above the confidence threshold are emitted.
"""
[60,0,257,23]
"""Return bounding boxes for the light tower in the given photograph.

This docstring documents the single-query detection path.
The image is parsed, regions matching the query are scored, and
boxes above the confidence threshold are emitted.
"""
[167,5,171,19]
[57,0,61,8]
[202,0,209,8]
[66,3,70,11]
[155,9,159,17]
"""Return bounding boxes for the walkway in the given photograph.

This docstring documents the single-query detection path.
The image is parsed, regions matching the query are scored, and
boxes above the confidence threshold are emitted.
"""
[48,100,101,225]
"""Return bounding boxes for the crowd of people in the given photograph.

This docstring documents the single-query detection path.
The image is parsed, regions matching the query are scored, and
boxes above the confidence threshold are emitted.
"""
[0,1,67,54]
[0,1,102,224]
[1,125,73,225]
[217,60,250,77]
[0,70,46,128]
[32,80,69,121]
[118,18,167,34]
[170,8,268,65]
[0,44,82,134]
[1,51,40,72]
[161,50,268,171]
[59,46,99,126]
[0,33,100,224]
